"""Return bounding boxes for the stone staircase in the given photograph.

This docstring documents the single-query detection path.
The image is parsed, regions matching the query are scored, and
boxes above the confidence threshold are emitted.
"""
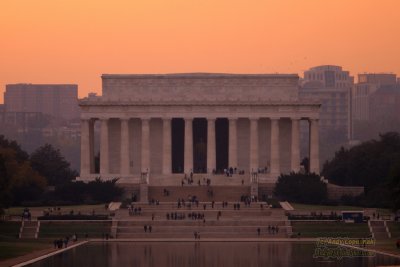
[19,220,39,239]
[369,220,389,239]
[114,201,290,239]
[148,186,251,202]
[258,183,276,200]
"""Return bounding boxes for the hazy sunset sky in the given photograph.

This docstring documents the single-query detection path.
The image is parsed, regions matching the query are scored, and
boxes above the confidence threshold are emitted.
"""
[1,0,399,102]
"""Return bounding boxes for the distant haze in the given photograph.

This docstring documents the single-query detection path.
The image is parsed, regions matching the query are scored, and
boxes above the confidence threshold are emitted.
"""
[1,0,399,102]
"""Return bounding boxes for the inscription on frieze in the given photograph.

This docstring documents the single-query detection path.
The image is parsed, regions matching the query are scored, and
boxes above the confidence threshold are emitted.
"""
[101,74,299,103]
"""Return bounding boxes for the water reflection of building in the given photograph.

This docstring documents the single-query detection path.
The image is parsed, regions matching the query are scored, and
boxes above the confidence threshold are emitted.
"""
[110,242,292,266]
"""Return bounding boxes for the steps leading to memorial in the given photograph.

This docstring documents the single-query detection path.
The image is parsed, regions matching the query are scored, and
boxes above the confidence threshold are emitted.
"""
[19,220,39,239]
[369,220,390,239]
[148,186,251,202]
[113,201,290,239]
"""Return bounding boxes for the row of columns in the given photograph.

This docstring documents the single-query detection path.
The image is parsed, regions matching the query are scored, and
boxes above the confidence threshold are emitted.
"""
[80,117,320,177]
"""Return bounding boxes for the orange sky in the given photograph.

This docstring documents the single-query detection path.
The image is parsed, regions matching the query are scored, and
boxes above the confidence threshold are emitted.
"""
[1,0,399,103]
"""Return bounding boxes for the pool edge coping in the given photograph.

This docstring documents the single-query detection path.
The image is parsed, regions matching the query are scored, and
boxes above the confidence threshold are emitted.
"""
[12,241,89,267]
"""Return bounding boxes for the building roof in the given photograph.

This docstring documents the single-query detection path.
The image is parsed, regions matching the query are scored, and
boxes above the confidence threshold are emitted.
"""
[101,73,299,79]
[307,65,343,72]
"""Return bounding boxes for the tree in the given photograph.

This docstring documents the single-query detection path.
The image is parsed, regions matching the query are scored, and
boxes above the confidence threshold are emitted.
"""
[0,146,46,207]
[322,132,400,208]
[388,159,400,211]
[323,132,400,189]
[54,178,123,204]
[30,144,78,186]
[0,135,29,163]
[0,154,11,213]
[274,172,327,204]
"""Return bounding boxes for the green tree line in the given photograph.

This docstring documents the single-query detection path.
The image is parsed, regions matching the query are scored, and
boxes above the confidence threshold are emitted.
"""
[0,135,123,213]
[274,132,400,210]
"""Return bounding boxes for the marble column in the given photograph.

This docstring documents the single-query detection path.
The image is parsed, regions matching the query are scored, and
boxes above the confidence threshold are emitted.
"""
[310,119,320,174]
[120,118,130,176]
[249,117,259,172]
[270,118,280,176]
[184,118,193,173]
[291,118,301,172]
[80,119,90,176]
[100,118,109,175]
[162,118,172,175]
[141,118,150,173]
[207,118,216,173]
[89,119,95,173]
[228,118,238,169]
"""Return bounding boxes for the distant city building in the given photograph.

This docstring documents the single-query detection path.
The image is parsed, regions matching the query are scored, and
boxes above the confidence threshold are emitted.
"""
[369,84,400,123]
[0,104,5,124]
[1,84,81,169]
[352,73,397,121]
[300,65,353,142]
[358,73,397,85]
[351,73,398,140]
[4,84,79,120]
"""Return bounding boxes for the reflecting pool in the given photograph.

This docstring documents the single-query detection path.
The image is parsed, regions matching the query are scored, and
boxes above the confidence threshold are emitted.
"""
[28,242,400,267]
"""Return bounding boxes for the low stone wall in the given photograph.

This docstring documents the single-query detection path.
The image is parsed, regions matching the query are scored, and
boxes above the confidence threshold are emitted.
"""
[327,184,364,200]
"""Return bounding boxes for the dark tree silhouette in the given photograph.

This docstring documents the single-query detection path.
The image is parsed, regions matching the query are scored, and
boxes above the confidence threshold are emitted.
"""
[274,172,327,204]
[30,144,78,186]
[322,132,400,209]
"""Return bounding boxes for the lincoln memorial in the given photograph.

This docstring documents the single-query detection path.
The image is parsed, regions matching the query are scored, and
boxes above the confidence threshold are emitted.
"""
[78,73,320,185]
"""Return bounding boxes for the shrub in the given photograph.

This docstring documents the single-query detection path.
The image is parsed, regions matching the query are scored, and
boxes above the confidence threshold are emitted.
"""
[274,172,327,204]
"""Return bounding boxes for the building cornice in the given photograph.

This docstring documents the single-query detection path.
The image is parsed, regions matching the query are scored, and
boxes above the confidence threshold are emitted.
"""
[79,100,321,107]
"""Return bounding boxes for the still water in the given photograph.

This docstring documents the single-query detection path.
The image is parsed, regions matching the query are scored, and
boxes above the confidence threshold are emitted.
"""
[28,242,400,267]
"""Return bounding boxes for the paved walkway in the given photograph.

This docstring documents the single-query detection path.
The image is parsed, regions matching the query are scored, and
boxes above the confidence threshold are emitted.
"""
[7,241,88,267]
[280,201,294,211]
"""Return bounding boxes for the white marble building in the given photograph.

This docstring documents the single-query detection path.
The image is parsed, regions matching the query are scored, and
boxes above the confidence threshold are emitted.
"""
[78,73,320,184]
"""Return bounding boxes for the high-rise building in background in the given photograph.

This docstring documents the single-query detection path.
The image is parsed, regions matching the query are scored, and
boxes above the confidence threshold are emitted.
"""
[4,84,79,120]
[352,74,397,121]
[351,73,398,141]
[299,65,354,163]
[369,84,400,122]
[1,83,81,170]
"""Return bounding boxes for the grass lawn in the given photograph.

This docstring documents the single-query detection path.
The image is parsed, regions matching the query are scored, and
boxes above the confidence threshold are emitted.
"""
[0,239,51,261]
[0,221,21,240]
[387,222,400,239]
[5,204,108,217]
[39,221,112,238]
[291,221,371,238]
[290,203,391,213]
